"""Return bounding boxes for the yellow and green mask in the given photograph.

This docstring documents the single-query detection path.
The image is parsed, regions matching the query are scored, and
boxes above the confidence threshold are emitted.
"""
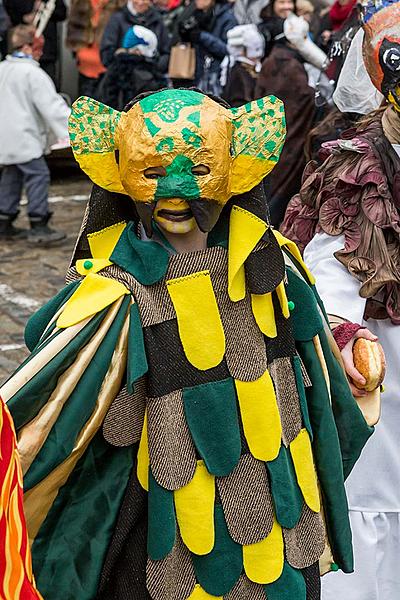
[69,89,286,234]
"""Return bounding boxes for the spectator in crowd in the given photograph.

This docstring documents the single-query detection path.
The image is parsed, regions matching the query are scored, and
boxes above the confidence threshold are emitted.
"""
[0,25,69,244]
[296,0,314,25]
[233,0,269,25]
[4,0,67,84]
[258,0,296,56]
[222,23,264,106]
[101,24,165,108]
[154,0,190,37]
[176,0,237,95]
[100,0,170,75]
[255,9,316,226]
[67,0,126,99]
[317,0,357,53]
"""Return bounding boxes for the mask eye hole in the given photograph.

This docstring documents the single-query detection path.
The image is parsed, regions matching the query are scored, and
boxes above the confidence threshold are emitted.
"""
[144,167,166,179]
[191,164,210,176]
[383,48,400,72]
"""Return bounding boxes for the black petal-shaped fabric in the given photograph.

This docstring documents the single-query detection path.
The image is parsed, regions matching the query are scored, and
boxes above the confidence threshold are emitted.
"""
[147,390,197,490]
[103,381,146,447]
[146,533,196,600]
[217,454,274,545]
[283,504,326,569]
[245,234,285,295]
[269,357,303,446]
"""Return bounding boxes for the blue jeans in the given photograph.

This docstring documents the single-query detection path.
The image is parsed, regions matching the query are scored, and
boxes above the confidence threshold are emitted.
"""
[0,156,50,218]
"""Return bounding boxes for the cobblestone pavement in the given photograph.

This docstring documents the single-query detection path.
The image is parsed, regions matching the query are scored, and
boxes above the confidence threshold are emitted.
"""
[0,168,92,383]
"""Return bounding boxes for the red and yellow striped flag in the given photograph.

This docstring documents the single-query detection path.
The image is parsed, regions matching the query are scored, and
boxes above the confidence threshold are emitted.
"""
[0,398,42,600]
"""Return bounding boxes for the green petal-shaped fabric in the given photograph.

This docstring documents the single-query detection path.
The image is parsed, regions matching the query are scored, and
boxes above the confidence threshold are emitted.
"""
[183,378,241,477]
[127,302,148,393]
[264,561,306,600]
[286,269,323,341]
[192,504,242,596]
[266,445,303,529]
[297,338,353,573]
[292,356,313,440]
[148,470,176,560]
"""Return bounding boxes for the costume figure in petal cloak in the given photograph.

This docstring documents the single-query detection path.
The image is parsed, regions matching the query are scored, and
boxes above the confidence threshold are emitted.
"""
[1,88,375,600]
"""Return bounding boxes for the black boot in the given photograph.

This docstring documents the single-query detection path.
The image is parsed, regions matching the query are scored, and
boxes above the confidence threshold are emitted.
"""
[0,212,28,240]
[28,213,66,246]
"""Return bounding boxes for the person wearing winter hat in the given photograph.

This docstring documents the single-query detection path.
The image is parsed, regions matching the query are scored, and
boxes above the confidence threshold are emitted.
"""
[222,23,265,106]
[100,24,165,108]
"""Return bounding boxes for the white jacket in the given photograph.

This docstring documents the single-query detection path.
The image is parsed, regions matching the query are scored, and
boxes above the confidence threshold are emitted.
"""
[0,55,70,165]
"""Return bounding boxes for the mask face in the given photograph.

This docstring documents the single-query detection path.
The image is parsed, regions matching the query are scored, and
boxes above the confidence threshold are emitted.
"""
[362,0,400,110]
[116,90,233,232]
[69,90,286,235]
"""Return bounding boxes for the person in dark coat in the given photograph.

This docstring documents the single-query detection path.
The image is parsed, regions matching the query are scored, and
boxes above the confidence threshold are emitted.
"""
[100,24,165,109]
[255,17,316,226]
[176,0,237,94]
[222,23,264,106]
[4,0,67,83]
[100,0,170,73]
[258,0,296,56]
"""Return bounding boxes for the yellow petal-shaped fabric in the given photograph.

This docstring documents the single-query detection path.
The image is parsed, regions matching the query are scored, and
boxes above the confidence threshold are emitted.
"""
[137,411,149,491]
[251,292,277,338]
[167,271,225,370]
[174,460,215,555]
[56,273,129,328]
[276,281,290,319]
[87,221,126,259]
[290,429,320,513]
[187,584,222,599]
[235,371,282,461]
[243,519,284,584]
[228,206,267,302]
[273,231,315,285]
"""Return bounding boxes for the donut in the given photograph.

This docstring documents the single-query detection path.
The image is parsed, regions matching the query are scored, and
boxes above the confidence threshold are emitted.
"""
[352,338,386,392]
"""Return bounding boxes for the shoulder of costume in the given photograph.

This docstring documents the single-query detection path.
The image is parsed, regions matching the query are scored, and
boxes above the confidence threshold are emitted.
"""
[59,221,132,329]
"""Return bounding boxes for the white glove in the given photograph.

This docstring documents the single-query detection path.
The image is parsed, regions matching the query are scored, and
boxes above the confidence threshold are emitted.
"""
[284,13,327,70]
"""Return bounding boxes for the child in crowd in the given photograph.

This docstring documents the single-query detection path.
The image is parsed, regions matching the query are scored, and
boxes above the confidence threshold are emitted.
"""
[100,24,165,109]
[0,25,69,244]
[222,24,265,107]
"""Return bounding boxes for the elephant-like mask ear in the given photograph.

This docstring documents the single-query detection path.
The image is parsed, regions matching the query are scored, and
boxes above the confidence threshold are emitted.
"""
[69,97,126,194]
[229,96,286,196]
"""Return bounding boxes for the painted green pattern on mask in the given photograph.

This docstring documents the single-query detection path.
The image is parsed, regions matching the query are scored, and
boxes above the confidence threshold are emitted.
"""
[144,118,161,137]
[156,137,175,152]
[187,111,201,128]
[139,89,204,123]
[182,128,202,148]
[155,155,200,200]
